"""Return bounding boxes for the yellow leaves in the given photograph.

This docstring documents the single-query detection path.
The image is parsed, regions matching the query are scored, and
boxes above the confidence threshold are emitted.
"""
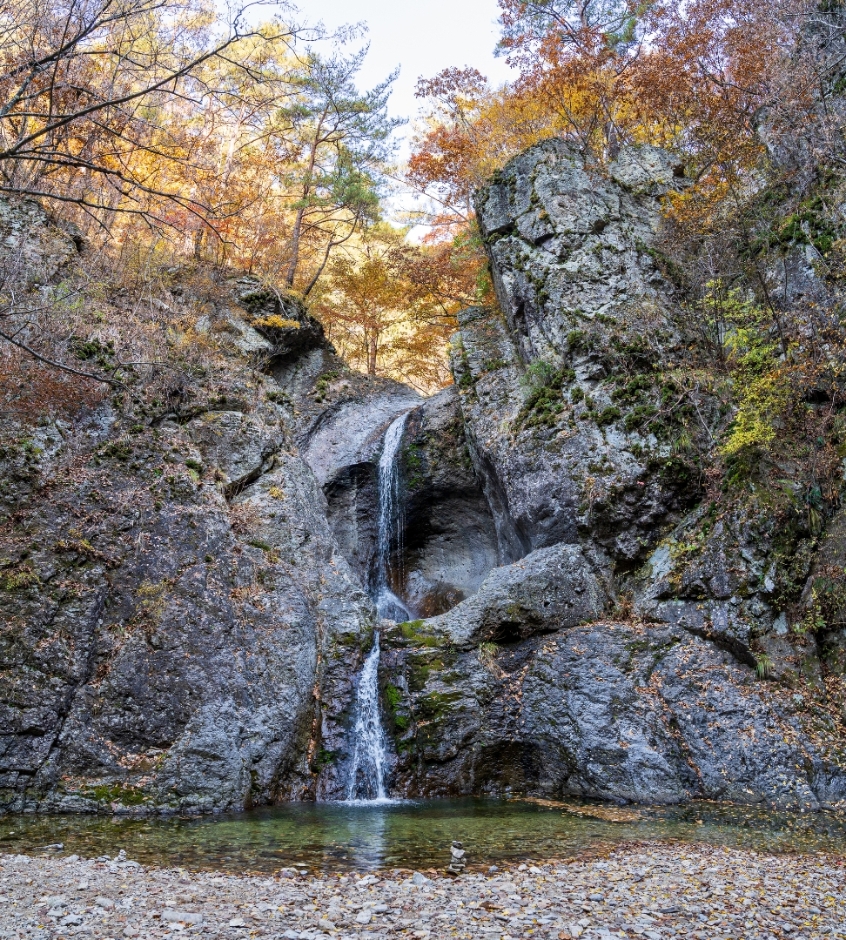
[310,225,455,391]
[720,366,791,459]
[252,316,300,331]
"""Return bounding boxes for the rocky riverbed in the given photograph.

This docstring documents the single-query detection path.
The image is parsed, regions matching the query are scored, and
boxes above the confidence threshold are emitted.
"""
[1,844,844,940]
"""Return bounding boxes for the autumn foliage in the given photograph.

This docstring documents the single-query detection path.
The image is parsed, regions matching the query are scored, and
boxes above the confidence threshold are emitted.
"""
[410,0,816,222]
[3,0,846,391]
[403,0,846,533]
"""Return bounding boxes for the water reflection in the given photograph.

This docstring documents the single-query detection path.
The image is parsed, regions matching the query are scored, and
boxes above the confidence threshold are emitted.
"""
[1,798,844,873]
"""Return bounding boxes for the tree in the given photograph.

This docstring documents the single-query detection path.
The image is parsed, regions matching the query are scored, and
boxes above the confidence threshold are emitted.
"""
[0,5,413,386]
[496,0,654,156]
[277,46,401,293]
[0,0,300,227]
[313,227,456,391]
[314,227,409,376]
[498,0,647,52]
[408,68,558,229]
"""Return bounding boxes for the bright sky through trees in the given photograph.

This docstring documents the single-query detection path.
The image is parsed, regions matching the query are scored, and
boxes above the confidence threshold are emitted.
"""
[306,0,515,136]
[291,1,514,230]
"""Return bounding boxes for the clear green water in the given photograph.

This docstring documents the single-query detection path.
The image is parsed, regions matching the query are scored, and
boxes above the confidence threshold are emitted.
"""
[1,799,844,873]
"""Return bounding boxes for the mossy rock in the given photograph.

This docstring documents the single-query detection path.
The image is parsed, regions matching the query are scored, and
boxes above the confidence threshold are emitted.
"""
[79,782,151,807]
[415,690,464,723]
[385,619,447,649]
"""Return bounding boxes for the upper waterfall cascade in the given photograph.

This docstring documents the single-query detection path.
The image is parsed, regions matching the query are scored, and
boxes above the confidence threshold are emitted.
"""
[373,412,412,622]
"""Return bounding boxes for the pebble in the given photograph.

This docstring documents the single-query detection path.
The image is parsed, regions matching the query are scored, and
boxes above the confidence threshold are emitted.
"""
[0,843,844,939]
[162,908,203,925]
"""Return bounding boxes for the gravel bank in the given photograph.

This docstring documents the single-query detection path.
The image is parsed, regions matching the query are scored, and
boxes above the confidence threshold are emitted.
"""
[1,844,844,940]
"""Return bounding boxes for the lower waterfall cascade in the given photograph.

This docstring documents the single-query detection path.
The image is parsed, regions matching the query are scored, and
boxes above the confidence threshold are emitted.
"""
[344,631,389,802]
[344,411,412,802]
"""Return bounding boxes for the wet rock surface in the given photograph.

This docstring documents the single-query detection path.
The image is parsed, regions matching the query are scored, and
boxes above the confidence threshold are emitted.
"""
[301,377,501,619]
[282,347,422,592]
[1,845,844,940]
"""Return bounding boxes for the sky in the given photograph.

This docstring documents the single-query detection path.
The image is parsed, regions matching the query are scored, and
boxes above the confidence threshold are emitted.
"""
[289,0,515,228]
[301,0,515,129]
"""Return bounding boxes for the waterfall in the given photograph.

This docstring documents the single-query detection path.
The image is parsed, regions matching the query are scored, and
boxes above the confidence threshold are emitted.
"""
[345,411,411,803]
[345,631,389,802]
[373,412,411,622]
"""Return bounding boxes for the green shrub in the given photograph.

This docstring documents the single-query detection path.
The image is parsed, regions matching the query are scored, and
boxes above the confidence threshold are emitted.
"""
[515,361,576,430]
[595,406,622,427]
[315,370,340,401]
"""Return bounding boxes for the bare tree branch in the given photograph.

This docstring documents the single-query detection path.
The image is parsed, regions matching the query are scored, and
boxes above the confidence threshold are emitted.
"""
[0,325,123,386]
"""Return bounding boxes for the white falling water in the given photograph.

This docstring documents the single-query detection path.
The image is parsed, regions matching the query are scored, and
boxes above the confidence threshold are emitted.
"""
[373,412,412,622]
[345,631,389,802]
[345,411,411,803]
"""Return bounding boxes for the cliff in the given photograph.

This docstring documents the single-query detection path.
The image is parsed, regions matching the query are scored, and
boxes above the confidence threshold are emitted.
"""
[380,140,846,810]
[3,134,846,814]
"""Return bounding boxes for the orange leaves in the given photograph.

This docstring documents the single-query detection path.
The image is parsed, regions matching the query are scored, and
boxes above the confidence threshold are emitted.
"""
[409,73,566,225]
[631,0,797,172]
[410,0,810,253]
[401,228,494,316]
[495,0,648,153]
[311,227,464,391]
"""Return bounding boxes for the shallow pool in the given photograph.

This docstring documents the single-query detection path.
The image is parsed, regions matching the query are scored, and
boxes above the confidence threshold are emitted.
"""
[2,798,844,873]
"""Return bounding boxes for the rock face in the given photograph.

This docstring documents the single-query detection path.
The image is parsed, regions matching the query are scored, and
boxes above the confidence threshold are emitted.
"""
[0,394,376,813]
[383,611,838,808]
[398,389,502,617]
[379,140,846,810]
[381,540,844,808]
[455,140,695,562]
[4,134,846,816]
[300,374,502,619]
[0,215,375,811]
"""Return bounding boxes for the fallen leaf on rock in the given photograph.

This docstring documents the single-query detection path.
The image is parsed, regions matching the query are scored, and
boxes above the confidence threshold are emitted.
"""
[519,797,572,809]
[560,803,644,823]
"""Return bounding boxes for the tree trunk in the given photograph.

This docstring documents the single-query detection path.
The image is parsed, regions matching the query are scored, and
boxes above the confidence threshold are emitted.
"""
[285,204,307,288]
[367,333,378,376]
[285,114,327,288]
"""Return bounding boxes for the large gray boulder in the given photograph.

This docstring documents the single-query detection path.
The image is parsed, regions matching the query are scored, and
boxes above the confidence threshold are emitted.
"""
[425,542,608,648]
[383,613,841,809]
